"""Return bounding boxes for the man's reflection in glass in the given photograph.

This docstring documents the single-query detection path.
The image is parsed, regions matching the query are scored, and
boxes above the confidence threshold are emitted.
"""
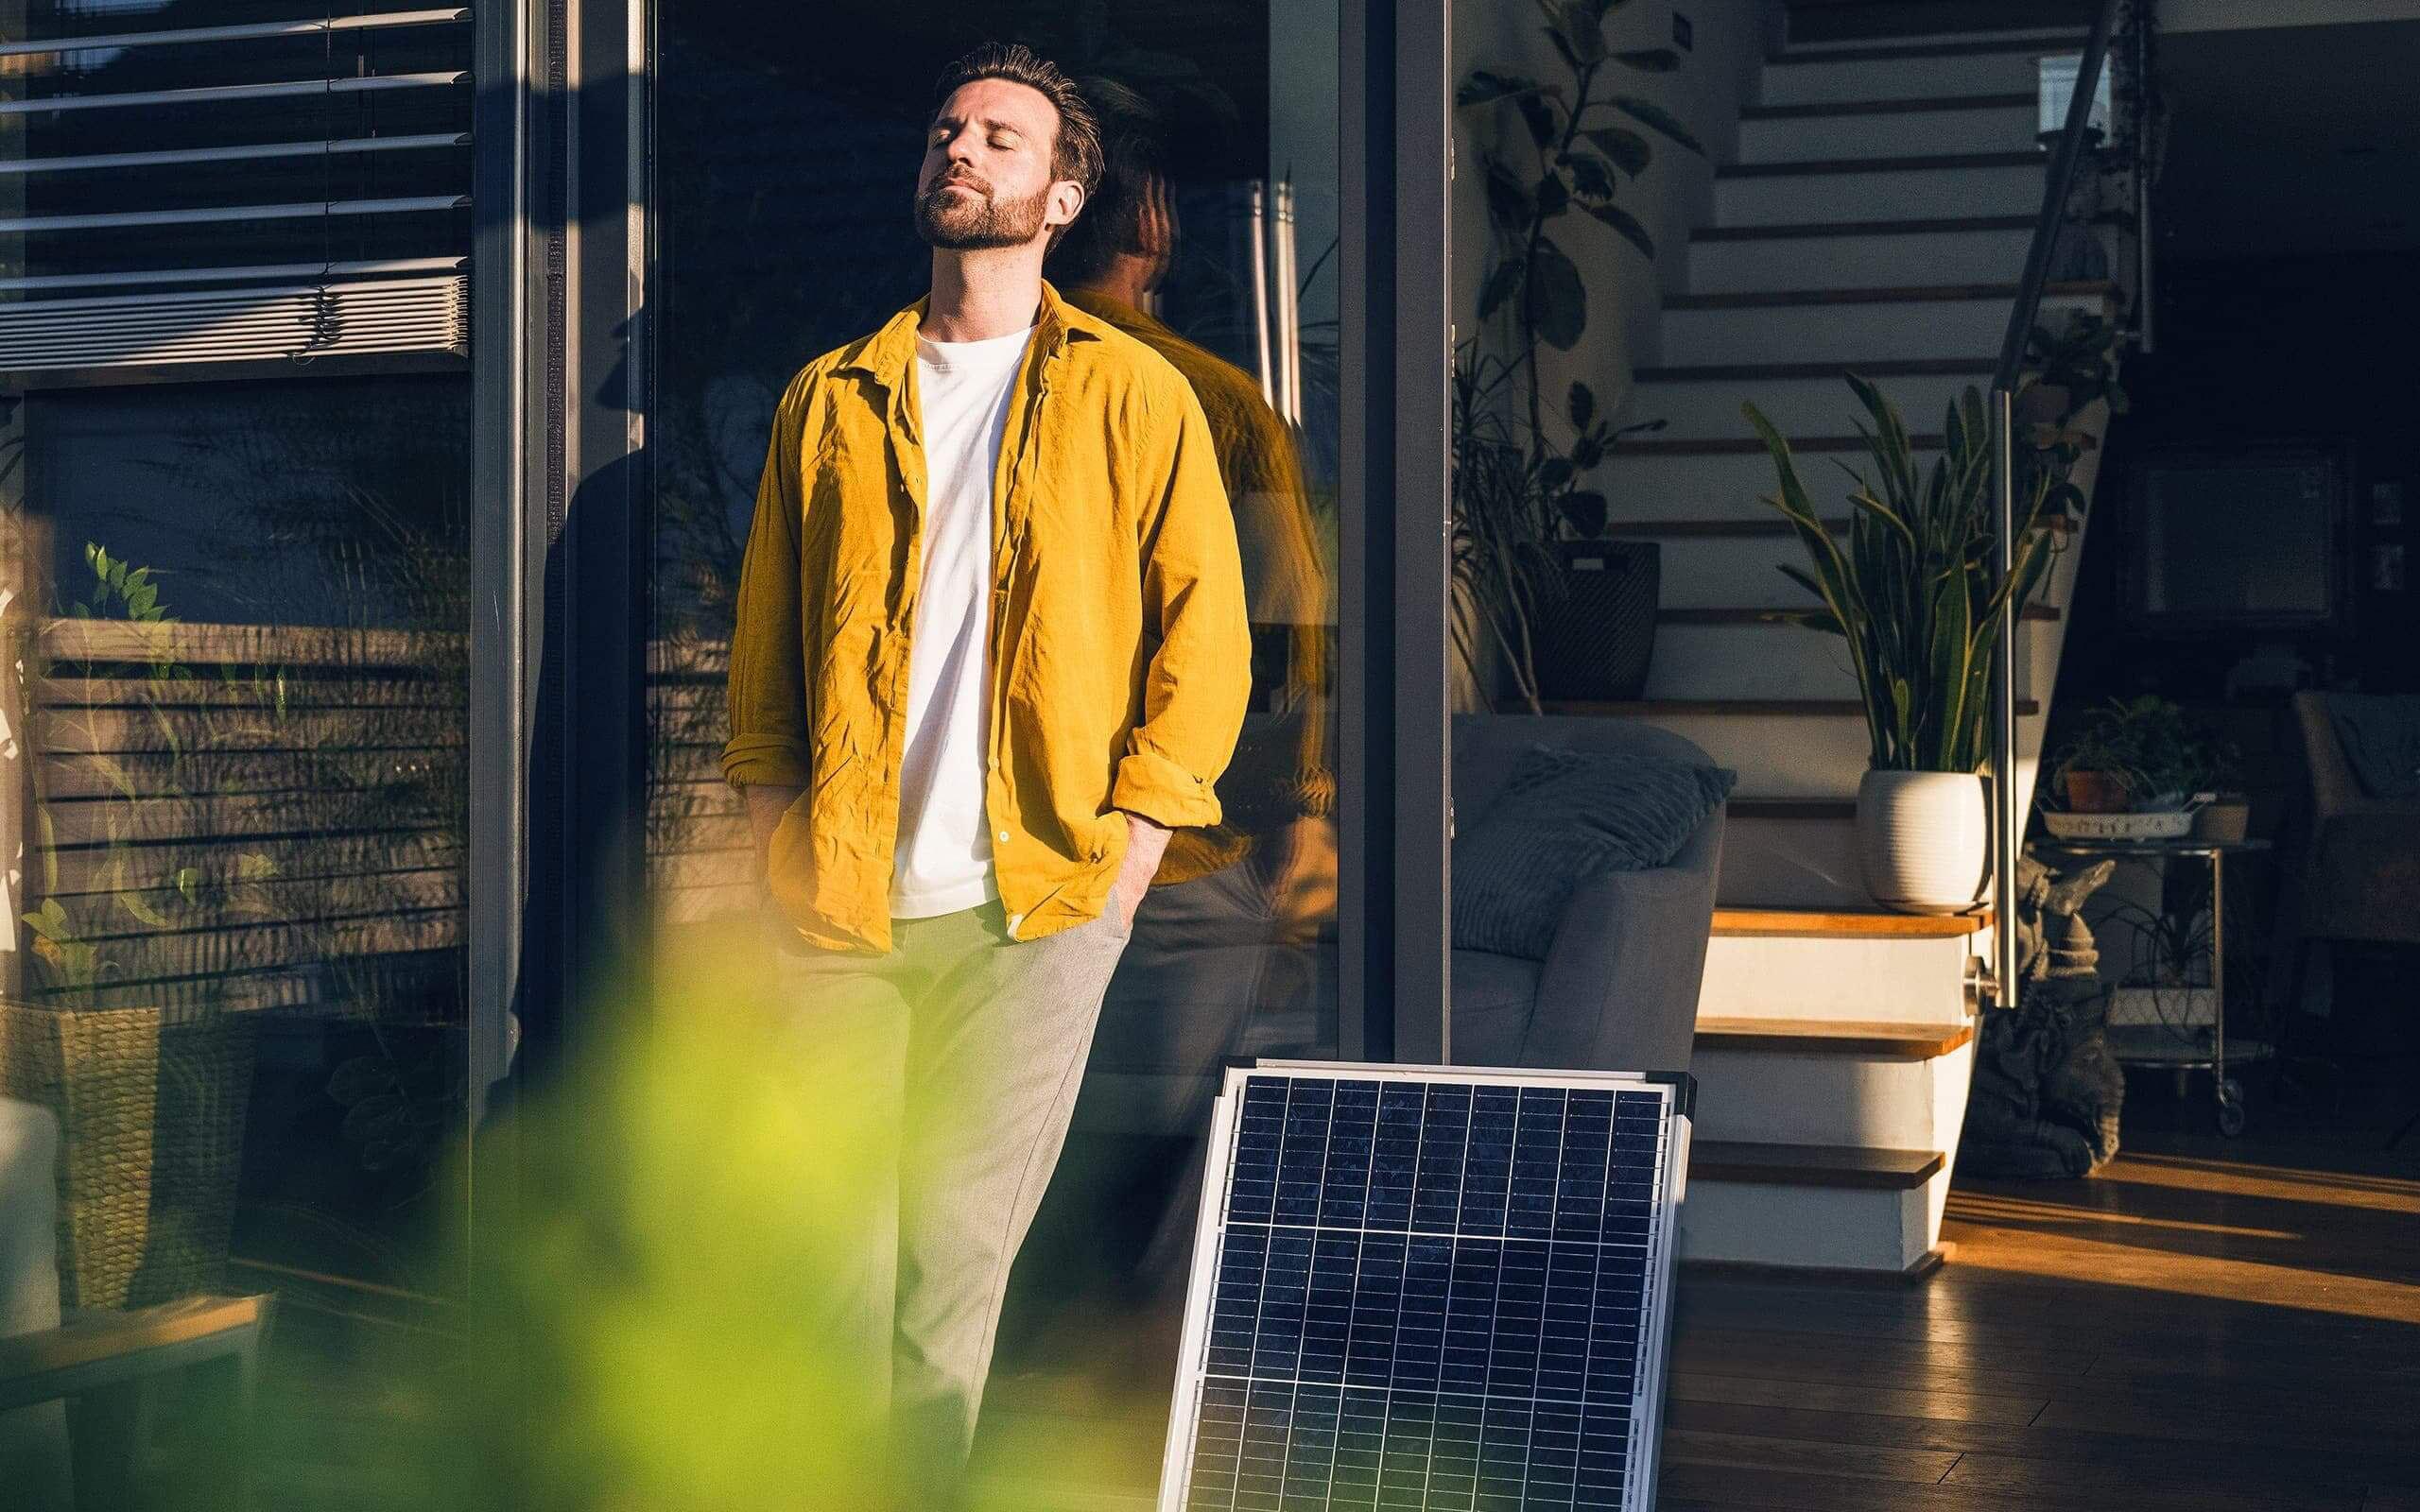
[1045,88,1338,1313]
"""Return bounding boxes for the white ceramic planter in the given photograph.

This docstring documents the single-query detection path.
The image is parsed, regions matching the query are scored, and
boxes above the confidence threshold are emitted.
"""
[1857,769,1992,916]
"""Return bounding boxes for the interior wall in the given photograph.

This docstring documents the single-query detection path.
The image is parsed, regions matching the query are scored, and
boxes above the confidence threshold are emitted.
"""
[1451,0,1785,424]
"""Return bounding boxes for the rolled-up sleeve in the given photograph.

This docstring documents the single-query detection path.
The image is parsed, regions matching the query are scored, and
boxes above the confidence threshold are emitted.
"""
[1111,381,1253,829]
[719,377,814,790]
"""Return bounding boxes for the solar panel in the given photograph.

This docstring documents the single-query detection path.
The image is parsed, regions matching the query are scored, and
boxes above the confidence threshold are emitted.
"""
[1157,1061,1693,1512]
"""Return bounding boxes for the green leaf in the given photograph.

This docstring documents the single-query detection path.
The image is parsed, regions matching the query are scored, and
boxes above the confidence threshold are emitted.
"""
[1611,95,1705,155]
[1527,237,1587,350]
[1567,381,1597,429]
[1478,259,1527,320]
[1516,92,1558,147]
[1581,199,1655,260]
[1534,172,1570,218]
[1457,70,1546,107]
[1539,456,1576,490]
[1558,1,1608,62]
[1542,24,1581,73]
[1562,150,1616,200]
[1484,162,1533,230]
[1613,47,1681,71]
[1582,126,1652,177]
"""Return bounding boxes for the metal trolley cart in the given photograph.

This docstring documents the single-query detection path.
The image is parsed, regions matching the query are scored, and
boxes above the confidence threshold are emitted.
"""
[2032,836,2274,1136]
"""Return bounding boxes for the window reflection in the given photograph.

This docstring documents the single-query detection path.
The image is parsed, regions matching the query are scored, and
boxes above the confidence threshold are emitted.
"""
[0,377,471,1457]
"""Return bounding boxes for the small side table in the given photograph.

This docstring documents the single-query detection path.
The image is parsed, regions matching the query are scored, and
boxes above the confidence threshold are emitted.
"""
[2031,836,2273,1136]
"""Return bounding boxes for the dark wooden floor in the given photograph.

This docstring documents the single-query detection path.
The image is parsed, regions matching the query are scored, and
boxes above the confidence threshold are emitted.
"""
[977,1066,2420,1510]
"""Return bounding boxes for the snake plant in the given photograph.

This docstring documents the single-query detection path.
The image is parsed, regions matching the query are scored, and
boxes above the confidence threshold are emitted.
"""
[1744,376,2071,773]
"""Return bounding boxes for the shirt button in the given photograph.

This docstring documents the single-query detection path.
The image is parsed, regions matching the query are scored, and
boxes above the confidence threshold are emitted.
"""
[996,830,1011,843]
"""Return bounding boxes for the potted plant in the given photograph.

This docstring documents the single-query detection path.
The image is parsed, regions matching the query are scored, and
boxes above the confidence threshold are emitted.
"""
[1452,0,1700,709]
[1746,378,2067,914]
[0,540,287,1307]
[2044,696,2225,816]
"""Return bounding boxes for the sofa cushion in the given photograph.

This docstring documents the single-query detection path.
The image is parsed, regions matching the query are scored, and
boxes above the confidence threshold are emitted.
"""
[1452,742,1735,959]
[2330,695,2420,800]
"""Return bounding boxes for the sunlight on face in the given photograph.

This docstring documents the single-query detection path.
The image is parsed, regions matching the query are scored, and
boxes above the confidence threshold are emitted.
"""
[915,77,1080,251]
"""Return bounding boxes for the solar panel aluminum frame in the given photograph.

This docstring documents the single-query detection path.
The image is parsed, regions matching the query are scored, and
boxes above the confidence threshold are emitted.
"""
[1158,1060,1694,1512]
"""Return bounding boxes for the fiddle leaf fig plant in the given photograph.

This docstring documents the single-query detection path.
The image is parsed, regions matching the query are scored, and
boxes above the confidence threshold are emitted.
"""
[1452,0,1698,709]
[1458,0,1703,444]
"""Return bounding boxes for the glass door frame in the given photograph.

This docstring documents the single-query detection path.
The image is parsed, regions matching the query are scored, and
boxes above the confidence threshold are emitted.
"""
[466,0,1455,1143]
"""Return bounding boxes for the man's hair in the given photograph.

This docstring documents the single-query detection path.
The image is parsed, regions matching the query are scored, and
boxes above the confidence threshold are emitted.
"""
[930,43,1104,243]
[1045,82,1166,288]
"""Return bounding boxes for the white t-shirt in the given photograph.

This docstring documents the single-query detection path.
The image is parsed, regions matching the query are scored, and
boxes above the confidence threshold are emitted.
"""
[888,322,1034,918]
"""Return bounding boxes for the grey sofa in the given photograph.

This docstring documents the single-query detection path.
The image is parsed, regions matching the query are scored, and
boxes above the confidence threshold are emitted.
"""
[1078,713,1724,1136]
[1446,713,1723,1076]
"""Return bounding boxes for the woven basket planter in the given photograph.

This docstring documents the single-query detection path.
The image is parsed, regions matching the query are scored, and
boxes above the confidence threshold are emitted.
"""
[0,999,258,1309]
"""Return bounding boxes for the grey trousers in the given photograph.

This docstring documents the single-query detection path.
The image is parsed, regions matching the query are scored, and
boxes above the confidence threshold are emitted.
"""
[764,893,1132,1492]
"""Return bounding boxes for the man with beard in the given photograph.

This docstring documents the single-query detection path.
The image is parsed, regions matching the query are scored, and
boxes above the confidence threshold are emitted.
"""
[718,41,1251,1500]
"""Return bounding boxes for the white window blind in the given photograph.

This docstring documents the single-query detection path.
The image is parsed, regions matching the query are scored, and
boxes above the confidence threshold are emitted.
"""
[0,8,472,380]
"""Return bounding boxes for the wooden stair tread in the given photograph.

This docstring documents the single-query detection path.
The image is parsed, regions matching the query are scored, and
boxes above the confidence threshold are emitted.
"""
[1635,356,1996,380]
[1507,698,2040,717]
[1741,91,2034,120]
[1693,214,2037,242]
[1718,149,2044,180]
[1606,515,2074,539]
[1696,1016,1977,1059]
[1769,33,2088,64]
[1668,279,2115,308]
[1660,603,2057,625]
[1710,906,1989,938]
[1693,1140,1945,1190]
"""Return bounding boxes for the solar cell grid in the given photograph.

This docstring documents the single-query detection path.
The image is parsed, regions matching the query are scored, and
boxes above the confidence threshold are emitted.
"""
[1165,1065,1687,1512]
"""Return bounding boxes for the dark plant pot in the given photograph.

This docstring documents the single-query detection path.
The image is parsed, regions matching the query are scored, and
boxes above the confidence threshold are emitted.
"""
[1531,539,1659,702]
[2062,769,2132,814]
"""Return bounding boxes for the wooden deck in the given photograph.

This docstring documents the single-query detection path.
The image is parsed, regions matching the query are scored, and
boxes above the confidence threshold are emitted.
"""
[977,1092,2420,1510]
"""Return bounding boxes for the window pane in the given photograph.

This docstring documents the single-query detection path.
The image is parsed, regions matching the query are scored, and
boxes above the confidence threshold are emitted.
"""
[649,2,1341,1486]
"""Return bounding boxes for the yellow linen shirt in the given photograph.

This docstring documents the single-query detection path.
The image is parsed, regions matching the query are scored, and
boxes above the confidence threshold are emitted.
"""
[719,281,1253,953]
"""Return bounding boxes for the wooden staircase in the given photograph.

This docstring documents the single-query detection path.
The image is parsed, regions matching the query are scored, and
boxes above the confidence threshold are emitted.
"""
[1511,22,2123,1275]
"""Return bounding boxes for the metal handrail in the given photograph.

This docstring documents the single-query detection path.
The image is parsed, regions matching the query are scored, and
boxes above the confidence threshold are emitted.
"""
[1986,0,2124,1018]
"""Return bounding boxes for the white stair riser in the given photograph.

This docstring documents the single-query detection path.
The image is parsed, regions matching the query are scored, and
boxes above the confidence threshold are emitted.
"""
[1655,537,1816,610]
[1688,227,2035,295]
[1650,623,1852,699]
[1637,710,1872,796]
[1699,931,1974,1022]
[1617,449,1939,523]
[1649,621,2041,700]
[1690,1044,1973,1150]
[1647,526,2075,618]
[1664,291,2099,368]
[1680,1180,1930,1272]
[1631,369,1985,439]
[1718,815,1868,910]
[1759,49,2064,107]
[1739,102,2038,164]
[1628,703,2049,797]
[1717,162,2043,227]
